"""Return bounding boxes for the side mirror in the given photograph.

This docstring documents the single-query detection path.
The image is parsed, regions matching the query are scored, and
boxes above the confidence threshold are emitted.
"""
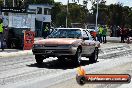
[83,37,89,40]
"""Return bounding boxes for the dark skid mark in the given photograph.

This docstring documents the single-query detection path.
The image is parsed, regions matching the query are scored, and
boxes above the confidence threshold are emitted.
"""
[27,59,99,70]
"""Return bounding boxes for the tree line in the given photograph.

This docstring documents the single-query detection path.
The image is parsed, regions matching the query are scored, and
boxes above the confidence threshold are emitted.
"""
[0,0,132,28]
[52,0,132,28]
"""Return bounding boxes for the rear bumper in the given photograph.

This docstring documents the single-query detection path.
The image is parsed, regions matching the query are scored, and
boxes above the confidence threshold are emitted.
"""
[32,47,77,56]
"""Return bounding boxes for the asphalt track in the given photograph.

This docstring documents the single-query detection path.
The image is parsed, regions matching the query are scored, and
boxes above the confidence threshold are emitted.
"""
[0,44,132,88]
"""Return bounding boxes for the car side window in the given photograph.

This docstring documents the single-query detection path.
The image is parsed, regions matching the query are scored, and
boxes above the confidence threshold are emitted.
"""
[86,31,94,40]
[82,30,89,38]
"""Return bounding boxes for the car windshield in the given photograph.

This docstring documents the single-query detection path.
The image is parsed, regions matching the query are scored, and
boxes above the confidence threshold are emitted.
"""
[48,29,82,38]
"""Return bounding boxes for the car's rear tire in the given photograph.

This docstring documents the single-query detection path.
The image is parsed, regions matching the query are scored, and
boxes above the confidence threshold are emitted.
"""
[89,47,98,63]
[73,48,82,65]
[35,55,43,65]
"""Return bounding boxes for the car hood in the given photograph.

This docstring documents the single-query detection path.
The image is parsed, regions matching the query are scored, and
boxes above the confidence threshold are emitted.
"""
[34,38,82,45]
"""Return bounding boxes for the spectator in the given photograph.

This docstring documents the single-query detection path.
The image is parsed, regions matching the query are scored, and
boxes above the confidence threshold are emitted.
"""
[98,25,103,43]
[117,26,121,37]
[110,26,112,37]
[126,28,132,44]
[102,25,108,43]
[3,26,8,40]
[120,26,125,43]
[0,18,4,51]
[43,24,50,38]
[129,28,132,37]
[124,28,129,40]
[92,30,97,41]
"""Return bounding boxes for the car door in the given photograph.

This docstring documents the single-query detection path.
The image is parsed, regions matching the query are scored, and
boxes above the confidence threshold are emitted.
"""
[81,30,91,55]
[86,31,96,54]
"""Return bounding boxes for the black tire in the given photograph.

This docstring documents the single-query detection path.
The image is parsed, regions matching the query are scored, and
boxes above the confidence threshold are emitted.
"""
[58,56,65,62]
[10,42,16,49]
[89,47,98,63]
[73,48,82,65]
[35,55,43,65]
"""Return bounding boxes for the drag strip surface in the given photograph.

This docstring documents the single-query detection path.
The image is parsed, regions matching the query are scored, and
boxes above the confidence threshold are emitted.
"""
[3,53,132,88]
[0,44,132,88]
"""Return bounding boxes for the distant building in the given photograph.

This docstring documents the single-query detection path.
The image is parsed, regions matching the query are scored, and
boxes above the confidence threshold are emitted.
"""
[28,4,52,22]
[1,4,53,37]
[28,4,53,37]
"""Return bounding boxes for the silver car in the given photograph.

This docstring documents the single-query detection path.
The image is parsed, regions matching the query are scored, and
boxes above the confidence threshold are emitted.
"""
[32,28,100,65]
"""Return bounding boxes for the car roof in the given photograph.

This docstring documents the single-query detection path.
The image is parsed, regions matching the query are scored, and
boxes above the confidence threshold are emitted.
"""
[56,28,86,31]
[86,29,95,31]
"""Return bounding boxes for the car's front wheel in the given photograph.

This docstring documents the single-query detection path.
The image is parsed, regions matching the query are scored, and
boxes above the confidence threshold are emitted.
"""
[89,47,98,63]
[58,56,65,62]
[35,55,44,65]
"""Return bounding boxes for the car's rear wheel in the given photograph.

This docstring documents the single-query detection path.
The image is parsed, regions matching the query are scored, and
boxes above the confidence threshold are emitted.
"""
[89,47,98,63]
[35,55,44,65]
[73,48,82,65]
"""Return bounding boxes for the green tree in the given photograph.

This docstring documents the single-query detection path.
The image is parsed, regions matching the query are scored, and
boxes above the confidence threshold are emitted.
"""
[0,0,3,6]
[26,0,54,4]
[52,2,88,27]
[69,3,88,24]
[90,1,132,28]
[51,2,63,27]
[0,0,55,7]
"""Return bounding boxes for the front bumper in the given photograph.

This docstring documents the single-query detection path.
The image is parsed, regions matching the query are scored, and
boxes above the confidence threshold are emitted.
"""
[32,47,77,56]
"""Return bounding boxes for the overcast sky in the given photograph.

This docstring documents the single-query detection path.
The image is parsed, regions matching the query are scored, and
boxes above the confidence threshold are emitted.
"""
[54,0,132,9]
